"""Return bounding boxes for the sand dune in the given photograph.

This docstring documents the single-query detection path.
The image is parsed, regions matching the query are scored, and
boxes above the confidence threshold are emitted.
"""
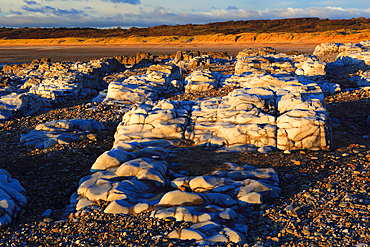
[0,29,369,63]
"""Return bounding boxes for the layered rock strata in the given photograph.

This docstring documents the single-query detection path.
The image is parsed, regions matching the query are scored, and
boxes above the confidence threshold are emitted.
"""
[71,147,280,245]
[100,64,183,106]
[1,58,124,102]
[313,41,370,62]
[62,46,341,244]
[115,73,331,151]
[235,50,326,77]
[0,58,125,119]
[184,70,223,92]
[315,41,370,87]
[27,58,123,101]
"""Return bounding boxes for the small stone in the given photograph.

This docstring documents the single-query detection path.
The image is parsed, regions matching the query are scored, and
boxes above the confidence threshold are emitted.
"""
[43,217,54,223]
[259,204,268,211]
[238,192,263,206]
[284,205,294,212]
[258,146,273,154]
[158,191,205,206]
[291,160,301,165]
[271,237,279,242]
[41,209,52,217]
[87,133,97,141]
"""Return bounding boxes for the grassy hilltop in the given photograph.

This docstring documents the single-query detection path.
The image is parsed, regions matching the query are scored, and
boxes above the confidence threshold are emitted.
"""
[2,17,370,45]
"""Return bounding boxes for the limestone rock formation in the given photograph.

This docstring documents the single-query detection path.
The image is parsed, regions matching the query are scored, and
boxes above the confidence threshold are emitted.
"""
[71,151,279,245]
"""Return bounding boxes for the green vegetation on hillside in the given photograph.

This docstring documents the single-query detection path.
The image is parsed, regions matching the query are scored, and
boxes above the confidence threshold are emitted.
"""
[1,17,370,39]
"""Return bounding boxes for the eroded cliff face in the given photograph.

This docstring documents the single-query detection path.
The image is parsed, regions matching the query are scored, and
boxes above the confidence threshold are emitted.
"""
[1,28,370,47]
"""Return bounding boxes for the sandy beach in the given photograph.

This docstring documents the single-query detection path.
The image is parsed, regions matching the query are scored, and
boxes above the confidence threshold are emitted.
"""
[0,42,322,64]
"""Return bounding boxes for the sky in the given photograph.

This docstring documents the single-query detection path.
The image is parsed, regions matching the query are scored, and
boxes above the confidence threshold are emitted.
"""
[1,0,370,28]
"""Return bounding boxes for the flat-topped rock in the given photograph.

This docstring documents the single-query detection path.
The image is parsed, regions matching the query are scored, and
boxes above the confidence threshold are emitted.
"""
[158,191,206,206]
[146,64,182,79]
[185,70,222,92]
[28,76,83,100]
[72,57,124,75]
[114,100,190,148]
[20,118,105,149]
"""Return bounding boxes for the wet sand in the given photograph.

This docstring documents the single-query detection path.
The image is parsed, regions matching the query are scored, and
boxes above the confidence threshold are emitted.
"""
[0,42,320,64]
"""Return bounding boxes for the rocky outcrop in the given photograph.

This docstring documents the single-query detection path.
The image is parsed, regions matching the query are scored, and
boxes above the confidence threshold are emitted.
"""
[114,73,331,151]
[184,70,222,92]
[1,58,124,104]
[323,40,370,67]
[237,47,276,57]
[174,50,201,63]
[235,50,326,77]
[115,52,154,66]
[100,64,183,105]
[71,149,279,245]
[316,40,370,87]
[313,42,351,61]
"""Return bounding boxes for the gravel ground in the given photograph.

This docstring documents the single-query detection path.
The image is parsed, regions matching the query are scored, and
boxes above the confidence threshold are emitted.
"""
[0,60,370,246]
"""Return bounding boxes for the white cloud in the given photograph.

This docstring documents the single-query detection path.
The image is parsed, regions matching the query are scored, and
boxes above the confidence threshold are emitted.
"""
[226,6,239,11]
[21,5,86,16]
[1,6,370,28]
[101,0,141,4]
[23,0,40,5]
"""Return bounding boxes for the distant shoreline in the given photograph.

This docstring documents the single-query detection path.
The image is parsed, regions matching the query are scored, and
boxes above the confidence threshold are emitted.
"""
[0,42,320,64]
[0,34,365,64]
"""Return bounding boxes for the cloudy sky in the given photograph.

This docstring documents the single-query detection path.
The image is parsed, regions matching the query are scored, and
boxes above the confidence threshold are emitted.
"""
[1,0,370,28]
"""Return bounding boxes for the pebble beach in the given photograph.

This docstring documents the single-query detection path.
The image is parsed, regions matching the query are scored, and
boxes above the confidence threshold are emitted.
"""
[0,44,369,247]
